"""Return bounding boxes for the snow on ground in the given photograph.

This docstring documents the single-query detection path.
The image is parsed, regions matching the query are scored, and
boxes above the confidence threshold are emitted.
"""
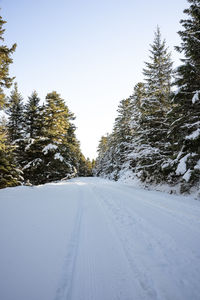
[0,177,200,300]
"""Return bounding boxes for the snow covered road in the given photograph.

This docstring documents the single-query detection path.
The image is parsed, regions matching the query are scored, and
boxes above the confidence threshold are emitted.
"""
[0,177,200,300]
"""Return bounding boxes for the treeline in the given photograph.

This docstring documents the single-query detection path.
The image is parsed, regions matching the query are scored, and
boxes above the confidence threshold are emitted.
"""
[95,0,200,193]
[0,16,93,188]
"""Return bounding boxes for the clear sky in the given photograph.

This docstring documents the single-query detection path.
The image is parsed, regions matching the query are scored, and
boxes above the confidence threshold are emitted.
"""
[1,0,188,159]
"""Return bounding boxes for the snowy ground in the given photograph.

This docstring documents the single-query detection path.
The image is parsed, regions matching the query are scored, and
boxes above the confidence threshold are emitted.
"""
[0,177,200,300]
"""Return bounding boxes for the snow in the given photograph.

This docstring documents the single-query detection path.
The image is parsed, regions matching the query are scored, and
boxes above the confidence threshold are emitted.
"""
[192,91,199,104]
[176,154,190,175]
[25,138,35,151]
[183,169,192,182]
[23,158,42,170]
[194,160,200,170]
[0,177,200,300]
[54,153,64,161]
[0,110,8,120]
[185,128,200,140]
[42,144,58,154]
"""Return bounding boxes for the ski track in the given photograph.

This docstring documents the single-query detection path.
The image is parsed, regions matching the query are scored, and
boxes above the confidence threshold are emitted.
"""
[92,184,200,300]
[0,177,200,300]
[55,186,83,300]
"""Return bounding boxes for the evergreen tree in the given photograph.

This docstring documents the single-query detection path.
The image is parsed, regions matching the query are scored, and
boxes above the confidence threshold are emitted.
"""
[24,91,41,138]
[20,92,45,184]
[0,117,22,188]
[111,97,133,179]
[23,91,81,184]
[124,83,146,179]
[6,83,24,174]
[20,91,87,185]
[78,155,93,177]
[0,13,21,188]
[7,83,24,142]
[95,29,173,185]
[168,0,200,192]
[0,15,16,109]
[143,26,173,106]
[136,27,173,182]
[95,135,110,177]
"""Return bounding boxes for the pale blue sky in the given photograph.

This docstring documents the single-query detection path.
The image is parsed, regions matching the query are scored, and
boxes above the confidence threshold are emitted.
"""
[1,0,187,159]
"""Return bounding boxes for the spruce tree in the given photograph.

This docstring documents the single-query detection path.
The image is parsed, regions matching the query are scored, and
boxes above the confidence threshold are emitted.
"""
[143,26,173,106]
[111,97,133,179]
[95,135,110,177]
[24,91,41,138]
[0,13,21,188]
[0,15,16,109]
[0,116,22,188]
[136,27,173,182]
[6,83,24,174]
[125,83,146,179]
[21,92,45,184]
[7,83,24,142]
[78,155,93,177]
[35,91,80,183]
[168,0,200,192]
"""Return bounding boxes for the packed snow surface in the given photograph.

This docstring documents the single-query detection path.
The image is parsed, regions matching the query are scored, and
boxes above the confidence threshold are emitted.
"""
[0,177,200,300]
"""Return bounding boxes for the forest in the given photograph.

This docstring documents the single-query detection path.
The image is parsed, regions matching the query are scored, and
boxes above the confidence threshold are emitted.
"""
[95,0,200,194]
[0,0,200,193]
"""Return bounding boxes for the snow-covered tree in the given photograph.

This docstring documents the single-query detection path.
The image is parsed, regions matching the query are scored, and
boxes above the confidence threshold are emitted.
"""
[24,91,42,139]
[111,97,133,178]
[135,27,173,182]
[168,0,200,192]
[0,15,16,109]
[7,83,24,142]
[143,26,173,106]
[22,91,82,184]
[0,14,21,188]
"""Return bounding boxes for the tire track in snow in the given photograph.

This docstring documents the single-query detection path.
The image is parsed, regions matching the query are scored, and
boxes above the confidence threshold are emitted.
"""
[67,184,145,300]
[92,185,159,300]
[93,184,200,300]
[104,183,200,228]
[54,195,83,300]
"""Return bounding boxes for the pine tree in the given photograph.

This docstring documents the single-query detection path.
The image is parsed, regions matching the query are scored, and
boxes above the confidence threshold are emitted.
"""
[0,15,16,109]
[95,29,173,185]
[0,117,22,188]
[31,91,80,183]
[78,155,93,177]
[124,83,146,179]
[7,83,24,142]
[24,91,41,138]
[143,26,173,106]
[6,83,24,175]
[168,0,200,192]
[111,97,133,179]
[0,13,21,188]
[95,135,110,177]
[136,27,173,182]
[20,91,86,185]
[20,92,45,184]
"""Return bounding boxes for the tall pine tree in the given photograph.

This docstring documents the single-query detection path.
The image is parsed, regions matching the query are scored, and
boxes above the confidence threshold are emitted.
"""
[24,91,41,139]
[0,15,16,109]
[168,0,200,192]
[7,83,24,142]
[0,13,21,188]
[136,27,173,182]
[28,91,81,183]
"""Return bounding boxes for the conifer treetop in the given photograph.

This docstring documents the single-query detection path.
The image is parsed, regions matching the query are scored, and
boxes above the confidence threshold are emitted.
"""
[0,14,17,108]
[143,26,173,105]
